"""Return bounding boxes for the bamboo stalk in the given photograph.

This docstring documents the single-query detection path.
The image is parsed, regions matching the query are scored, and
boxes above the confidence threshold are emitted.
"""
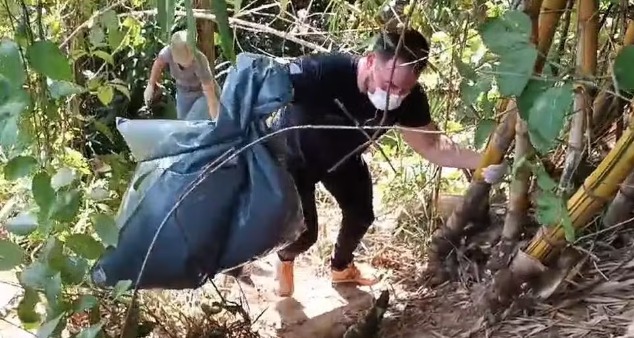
[536,0,570,73]
[559,0,598,194]
[424,0,570,284]
[602,171,634,228]
[488,0,542,273]
[525,115,634,263]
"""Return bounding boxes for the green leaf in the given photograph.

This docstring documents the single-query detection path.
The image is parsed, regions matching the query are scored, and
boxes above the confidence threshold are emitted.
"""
[51,167,76,190]
[48,80,86,99]
[613,45,634,91]
[111,83,130,100]
[50,189,82,222]
[18,288,40,325]
[479,10,532,55]
[100,9,119,30]
[474,119,496,149]
[460,76,492,106]
[6,212,38,236]
[76,323,104,338]
[32,172,56,215]
[527,82,574,153]
[74,295,99,313]
[517,78,551,120]
[92,213,119,247]
[0,82,30,149]
[93,50,113,65]
[36,313,63,338]
[0,239,24,270]
[60,255,89,285]
[44,272,62,309]
[496,46,538,97]
[4,155,38,180]
[534,166,558,191]
[107,27,125,50]
[96,85,114,105]
[65,234,104,260]
[186,0,198,52]
[20,261,53,289]
[89,26,105,46]
[0,39,26,86]
[113,280,132,299]
[535,191,562,225]
[26,41,73,81]
[211,0,236,62]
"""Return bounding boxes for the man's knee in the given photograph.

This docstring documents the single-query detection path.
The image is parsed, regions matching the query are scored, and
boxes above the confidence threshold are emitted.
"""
[342,206,375,228]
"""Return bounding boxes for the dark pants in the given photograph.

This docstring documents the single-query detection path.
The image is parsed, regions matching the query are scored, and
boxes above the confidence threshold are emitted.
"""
[277,156,375,270]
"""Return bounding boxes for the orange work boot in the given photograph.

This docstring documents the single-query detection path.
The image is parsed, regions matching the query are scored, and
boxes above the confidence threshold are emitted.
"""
[331,263,379,286]
[275,259,295,297]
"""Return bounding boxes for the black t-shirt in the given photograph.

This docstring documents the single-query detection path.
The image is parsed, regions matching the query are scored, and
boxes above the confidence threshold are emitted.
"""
[273,52,432,174]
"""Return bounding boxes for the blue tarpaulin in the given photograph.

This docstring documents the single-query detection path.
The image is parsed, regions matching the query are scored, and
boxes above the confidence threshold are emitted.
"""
[90,53,305,290]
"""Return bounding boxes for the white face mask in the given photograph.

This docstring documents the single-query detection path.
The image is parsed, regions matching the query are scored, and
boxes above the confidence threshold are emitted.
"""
[367,88,405,111]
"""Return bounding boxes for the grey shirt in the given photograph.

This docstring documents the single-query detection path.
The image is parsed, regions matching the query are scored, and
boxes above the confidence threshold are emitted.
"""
[158,46,214,92]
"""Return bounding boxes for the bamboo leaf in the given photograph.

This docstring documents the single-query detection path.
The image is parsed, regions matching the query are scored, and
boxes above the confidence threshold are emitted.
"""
[613,45,634,91]
[0,39,26,86]
[211,0,236,62]
[26,41,73,81]
[527,82,574,153]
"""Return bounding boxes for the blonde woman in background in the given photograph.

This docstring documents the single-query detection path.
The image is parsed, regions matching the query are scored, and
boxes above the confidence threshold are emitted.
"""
[144,30,219,120]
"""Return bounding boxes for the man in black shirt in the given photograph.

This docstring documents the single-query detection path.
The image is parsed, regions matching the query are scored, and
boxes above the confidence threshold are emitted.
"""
[271,28,507,297]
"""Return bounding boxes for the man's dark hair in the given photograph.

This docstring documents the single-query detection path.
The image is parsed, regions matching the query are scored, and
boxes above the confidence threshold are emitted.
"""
[372,28,429,74]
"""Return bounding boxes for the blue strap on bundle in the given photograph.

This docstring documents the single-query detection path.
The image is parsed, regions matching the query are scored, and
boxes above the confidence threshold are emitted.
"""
[90,53,305,290]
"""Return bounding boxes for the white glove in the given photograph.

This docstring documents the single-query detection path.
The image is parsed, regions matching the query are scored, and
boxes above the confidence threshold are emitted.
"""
[482,160,508,184]
[143,85,155,105]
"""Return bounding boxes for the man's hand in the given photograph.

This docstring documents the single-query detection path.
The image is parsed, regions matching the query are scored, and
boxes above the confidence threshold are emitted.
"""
[143,84,155,105]
[482,160,508,184]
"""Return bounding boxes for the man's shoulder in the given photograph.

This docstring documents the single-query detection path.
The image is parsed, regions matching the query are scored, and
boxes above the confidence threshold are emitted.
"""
[294,52,357,71]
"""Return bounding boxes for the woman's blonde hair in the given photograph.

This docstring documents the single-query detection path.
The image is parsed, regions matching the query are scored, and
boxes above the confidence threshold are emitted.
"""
[170,30,194,65]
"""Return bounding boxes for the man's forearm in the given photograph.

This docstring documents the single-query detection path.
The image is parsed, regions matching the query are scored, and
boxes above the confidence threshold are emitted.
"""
[148,59,164,86]
[427,134,482,169]
[202,82,219,119]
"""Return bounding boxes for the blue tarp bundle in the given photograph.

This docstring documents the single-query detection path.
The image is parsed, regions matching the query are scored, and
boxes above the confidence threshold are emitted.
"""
[90,53,305,290]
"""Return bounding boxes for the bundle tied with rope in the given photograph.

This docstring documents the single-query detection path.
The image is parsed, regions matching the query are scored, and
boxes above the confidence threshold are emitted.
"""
[90,53,306,290]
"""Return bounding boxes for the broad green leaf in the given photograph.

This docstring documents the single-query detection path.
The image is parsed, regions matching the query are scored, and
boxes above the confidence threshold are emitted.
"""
[74,295,99,313]
[51,167,76,190]
[44,272,62,309]
[112,83,130,100]
[496,46,538,97]
[42,238,66,271]
[100,9,119,30]
[89,26,105,46]
[107,27,126,50]
[97,85,114,105]
[4,155,38,180]
[32,172,56,214]
[534,166,558,191]
[0,239,24,270]
[613,45,634,91]
[0,39,26,86]
[93,50,113,65]
[26,41,73,81]
[479,10,532,55]
[50,189,82,222]
[211,0,236,62]
[65,234,104,260]
[76,323,104,338]
[474,119,496,149]
[88,187,110,201]
[60,255,89,285]
[48,80,86,99]
[517,78,551,120]
[113,279,132,299]
[527,82,574,153]
[20,261,53,289]
[36,313,63,338]
[535,191,562,226]
[0,82,30,149]
[18,288,40,325]
[6,212,38,236]
[92,213,119,247]
[460,76,492,106]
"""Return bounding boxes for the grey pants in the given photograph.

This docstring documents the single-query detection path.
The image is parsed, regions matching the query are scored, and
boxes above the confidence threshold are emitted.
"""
[176,89,209,120]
